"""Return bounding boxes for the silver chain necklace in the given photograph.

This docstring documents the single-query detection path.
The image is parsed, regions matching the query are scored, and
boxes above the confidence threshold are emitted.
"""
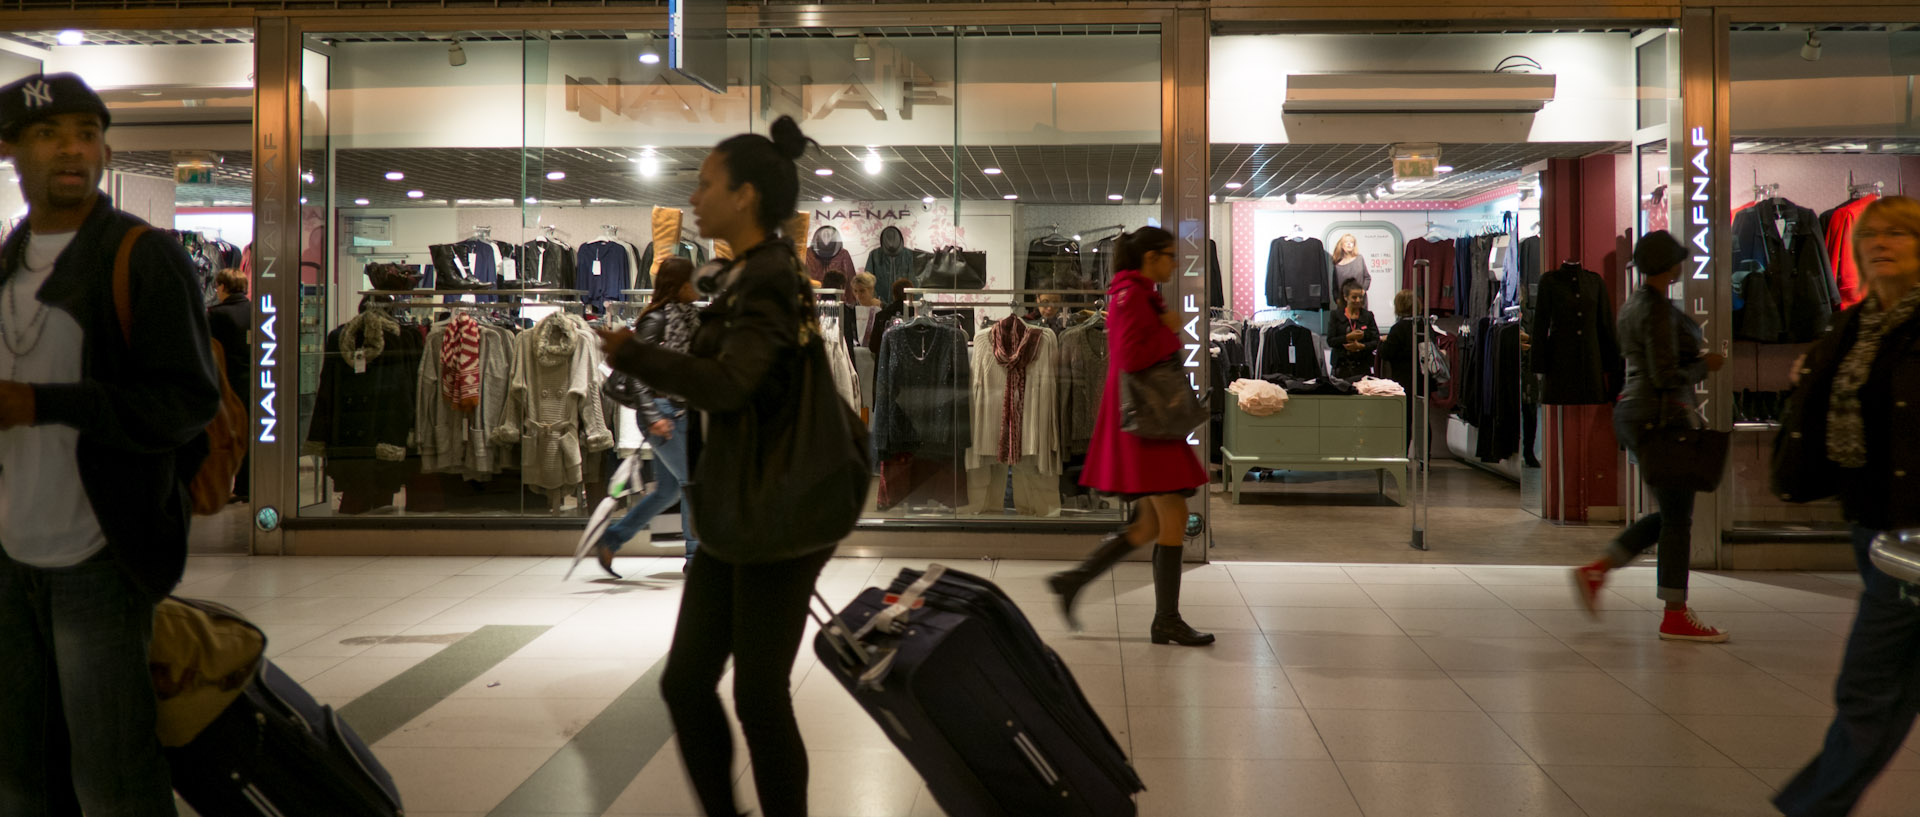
[2,234,57,377]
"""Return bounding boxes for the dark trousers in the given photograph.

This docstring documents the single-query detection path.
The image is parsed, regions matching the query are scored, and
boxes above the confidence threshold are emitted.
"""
[0,552,176,817]
[1775,525,1920,817]
[661,546,835,817]
[1607,479,1696,603]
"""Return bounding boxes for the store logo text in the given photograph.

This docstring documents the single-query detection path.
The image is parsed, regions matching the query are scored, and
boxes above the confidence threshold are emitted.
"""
[257,295,278,444]
[1689,126,1710,281]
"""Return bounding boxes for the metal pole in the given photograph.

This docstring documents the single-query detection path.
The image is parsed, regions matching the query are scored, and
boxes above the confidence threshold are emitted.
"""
[1411,259,1431,551]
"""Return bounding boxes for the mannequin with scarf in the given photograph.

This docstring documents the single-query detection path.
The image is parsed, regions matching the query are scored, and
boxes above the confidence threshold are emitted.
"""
[805,225,856,285]
[962,314,1061,516]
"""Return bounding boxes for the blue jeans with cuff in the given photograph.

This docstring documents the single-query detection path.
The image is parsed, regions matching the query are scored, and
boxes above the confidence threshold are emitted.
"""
[0,550,176,817]
[606,398,698,557]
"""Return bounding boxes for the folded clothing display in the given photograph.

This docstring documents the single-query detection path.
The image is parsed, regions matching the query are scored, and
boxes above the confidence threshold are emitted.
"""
[1227,378,1289,416]
[1355,377,1405,397]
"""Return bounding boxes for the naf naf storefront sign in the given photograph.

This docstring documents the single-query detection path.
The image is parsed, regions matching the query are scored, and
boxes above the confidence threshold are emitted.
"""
[814,207,913,222]
[256,294,278,443]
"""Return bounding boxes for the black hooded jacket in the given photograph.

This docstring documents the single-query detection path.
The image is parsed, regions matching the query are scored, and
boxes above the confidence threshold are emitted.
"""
[864,225,918,303]
[0,195,222,598]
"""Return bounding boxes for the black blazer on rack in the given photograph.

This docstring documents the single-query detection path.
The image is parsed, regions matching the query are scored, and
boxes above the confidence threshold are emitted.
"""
[1732,199,1839,343]
[1529,265,1623,405]
[1266,238,1332,310]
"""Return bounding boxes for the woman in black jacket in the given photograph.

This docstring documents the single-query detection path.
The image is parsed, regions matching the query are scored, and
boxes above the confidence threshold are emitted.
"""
[206,268,251,502]
[1379,289,1425,453]
[589,257,698,577]
[597,116,832,817]
[1328,279,1381,380]
[1775,196,1920,817]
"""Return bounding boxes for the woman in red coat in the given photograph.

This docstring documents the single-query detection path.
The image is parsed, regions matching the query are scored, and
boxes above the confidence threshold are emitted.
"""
[1049,227,1214,646]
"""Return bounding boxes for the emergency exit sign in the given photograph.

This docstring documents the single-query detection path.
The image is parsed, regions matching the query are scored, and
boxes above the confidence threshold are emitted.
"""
[1394,157,1438,179]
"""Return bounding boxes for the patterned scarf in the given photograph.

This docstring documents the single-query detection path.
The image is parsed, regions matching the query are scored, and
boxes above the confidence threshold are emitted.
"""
[1827,285,1920,468]
[991,316,1044,465]
[441,313,483,412]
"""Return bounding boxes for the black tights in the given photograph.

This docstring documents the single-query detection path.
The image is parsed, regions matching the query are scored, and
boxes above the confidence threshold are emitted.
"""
[660,546,835,817]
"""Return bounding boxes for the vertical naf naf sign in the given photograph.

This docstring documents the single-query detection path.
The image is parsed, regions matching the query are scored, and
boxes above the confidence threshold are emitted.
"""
[256,295,278,443]
[1688,126,1711,283]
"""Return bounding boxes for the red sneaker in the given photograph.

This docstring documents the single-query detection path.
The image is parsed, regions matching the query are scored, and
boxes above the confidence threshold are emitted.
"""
[1571,564,1607,618]
[1659,608,1729,643]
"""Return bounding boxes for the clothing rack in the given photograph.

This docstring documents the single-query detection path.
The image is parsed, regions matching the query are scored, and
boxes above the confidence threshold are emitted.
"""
[1752,171,1780,203]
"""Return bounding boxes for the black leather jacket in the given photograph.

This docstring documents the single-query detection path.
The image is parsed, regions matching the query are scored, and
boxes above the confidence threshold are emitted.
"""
[627,304,695,427]
[1614,284,1708,448]
[1801,302,1920,531]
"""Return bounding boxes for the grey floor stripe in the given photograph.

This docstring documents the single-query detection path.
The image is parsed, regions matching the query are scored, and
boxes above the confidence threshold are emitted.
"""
[487,659,675,817]
[337,624,550,744]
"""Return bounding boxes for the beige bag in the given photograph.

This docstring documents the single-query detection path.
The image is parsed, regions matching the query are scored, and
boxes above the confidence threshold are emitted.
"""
[649,205,682,283]
[150,596,266,747]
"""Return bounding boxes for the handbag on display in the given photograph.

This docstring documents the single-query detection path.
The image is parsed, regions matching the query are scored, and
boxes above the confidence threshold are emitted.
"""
[364,262,421,292]
[1120,356,1208,440]
[913,245,987,290]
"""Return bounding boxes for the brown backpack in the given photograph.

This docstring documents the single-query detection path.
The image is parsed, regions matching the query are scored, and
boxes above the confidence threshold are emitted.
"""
[111,226,250,515]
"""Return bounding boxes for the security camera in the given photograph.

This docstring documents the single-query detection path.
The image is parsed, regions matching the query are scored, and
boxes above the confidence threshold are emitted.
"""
[448,39,467,67]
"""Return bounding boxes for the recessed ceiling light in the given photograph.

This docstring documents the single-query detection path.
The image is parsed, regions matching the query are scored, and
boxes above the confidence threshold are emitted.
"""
[298,197,308,204]
[983,167,1002,175]
[863,151,883,175]
[525,197,538,204]
[822,195,835,203]
[636,154,660,176]
[546,171,566,180]
[1003,194,1018,200]
[406,190,424,199]
[1108,194,1124,201]
[815,168,834,176]
[1224,182,1243,190]
[922,196,936,204]
[1436,165,1454,173]
[385,171,405,180]
[136,91,162,97]
[1153,168,1163,175]
[353,198,370,206]
[56,30,84,46]
[301,171,315,184]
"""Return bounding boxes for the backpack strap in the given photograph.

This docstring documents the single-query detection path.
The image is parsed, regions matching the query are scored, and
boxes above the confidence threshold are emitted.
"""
[111,226,149,347]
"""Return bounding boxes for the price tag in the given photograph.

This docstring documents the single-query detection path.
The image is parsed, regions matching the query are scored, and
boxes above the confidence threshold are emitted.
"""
[350,351,367,374]
[592,259,603,278]
[501,259,517,282]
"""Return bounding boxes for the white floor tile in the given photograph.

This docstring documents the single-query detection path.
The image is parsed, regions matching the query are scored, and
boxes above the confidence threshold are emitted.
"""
[1338,761,1586,817]
[1542,765,1780,817]
[1132,758,1361,817]
[1310,708,1532,764]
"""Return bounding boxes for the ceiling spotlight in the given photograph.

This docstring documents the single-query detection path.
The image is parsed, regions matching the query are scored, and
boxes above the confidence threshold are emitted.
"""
[448,38,467,67]
[385,171,405,181]
[1003,194,1018,200]
[1285,192,1298,205]
[863,151,883,175]
[922,196,936,204]
[1153,168,1163,175]
[822,195,835,203]
[1801,30,1822,61]
[636,152,660,177]
[56,30,84,46]
[815,168,834,176]
[1108,194,1124,201]
[853,34,873,62]
[546,170,566,181]
[982,167,1002,175]
[1436,165,1455,173]
[1358,191,1371,203]
[354,198,370,206]
[1375,185,1389,197]
[406,190,424,199]
[525,197,538,204]
[298,197,308,205]
[1224,182,1243,190]
[638,33,661,65]
[301,171,315,184]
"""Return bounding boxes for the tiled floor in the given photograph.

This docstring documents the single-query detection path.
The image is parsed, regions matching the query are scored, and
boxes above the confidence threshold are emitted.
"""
[168,553,1920,817]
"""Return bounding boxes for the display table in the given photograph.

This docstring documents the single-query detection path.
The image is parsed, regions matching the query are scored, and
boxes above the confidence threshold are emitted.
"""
[1220,394,1408,504]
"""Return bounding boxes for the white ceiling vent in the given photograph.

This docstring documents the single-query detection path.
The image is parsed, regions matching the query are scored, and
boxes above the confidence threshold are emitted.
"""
[1283,72,1557,115]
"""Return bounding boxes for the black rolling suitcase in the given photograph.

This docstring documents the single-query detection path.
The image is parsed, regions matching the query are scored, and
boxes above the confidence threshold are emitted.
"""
[812,564,1144,817]
[169,660,404,816]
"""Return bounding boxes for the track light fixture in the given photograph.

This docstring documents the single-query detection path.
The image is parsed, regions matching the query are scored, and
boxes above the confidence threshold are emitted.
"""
[448,38,467,67]
[638,33,661,65]
[1801,30,1822,61]
[853,35,873,62]
[1285,192,1298,205]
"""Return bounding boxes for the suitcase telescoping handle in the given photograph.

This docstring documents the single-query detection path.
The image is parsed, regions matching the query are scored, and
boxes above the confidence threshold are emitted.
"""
[810,564,949,690]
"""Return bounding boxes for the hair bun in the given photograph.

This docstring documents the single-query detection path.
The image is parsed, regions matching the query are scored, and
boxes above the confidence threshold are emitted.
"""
[768,115,814,161]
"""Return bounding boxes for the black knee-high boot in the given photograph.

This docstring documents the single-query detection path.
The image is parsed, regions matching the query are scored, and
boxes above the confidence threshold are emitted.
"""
[1048,532,1132,632]
[1150,545,1214,646]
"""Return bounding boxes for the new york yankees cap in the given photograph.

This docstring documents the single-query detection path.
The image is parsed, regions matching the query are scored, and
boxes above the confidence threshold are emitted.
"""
[0,73,111,142]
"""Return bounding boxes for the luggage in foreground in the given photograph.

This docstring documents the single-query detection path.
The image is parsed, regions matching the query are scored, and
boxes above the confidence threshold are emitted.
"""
[163,608,403,817]
[813,564,1144,816]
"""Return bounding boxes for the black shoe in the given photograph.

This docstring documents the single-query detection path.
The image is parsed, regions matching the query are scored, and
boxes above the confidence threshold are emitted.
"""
[593,544,621,579]
[1048,533,1132,632]
[1150,612,1216,646]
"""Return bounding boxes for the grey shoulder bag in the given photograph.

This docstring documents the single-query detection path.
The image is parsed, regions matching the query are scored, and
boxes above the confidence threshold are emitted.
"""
[1120,356,1208,440]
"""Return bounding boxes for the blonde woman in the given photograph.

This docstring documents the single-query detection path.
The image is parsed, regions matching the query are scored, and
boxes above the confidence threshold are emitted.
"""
[1332,233,1370,294]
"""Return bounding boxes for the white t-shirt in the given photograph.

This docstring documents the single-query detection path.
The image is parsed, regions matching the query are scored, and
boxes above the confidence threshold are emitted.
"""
[0,230,108,567]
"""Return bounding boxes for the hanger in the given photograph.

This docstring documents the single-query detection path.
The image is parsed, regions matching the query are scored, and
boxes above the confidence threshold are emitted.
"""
[1286,224,1308,241]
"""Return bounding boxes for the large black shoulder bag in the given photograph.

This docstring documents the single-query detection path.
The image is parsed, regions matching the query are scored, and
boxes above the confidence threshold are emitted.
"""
[1120,356,1209,441]
[1638,424,1732,494]
[689,335,873,561]
[1771,307,1861,503]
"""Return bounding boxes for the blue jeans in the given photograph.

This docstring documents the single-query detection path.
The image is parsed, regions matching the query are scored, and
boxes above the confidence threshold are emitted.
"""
[0,552,176,817]
[606,398,697,557]
[1774,525,1920,817]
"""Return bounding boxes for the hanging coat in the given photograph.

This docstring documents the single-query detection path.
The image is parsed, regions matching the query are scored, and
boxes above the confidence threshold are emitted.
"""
[1081,269,1209,496]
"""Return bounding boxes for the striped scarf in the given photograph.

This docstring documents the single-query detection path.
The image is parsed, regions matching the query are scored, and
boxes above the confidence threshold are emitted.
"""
[441,313,483,412]
[991,317,1043,465]
[1827,285,1920,468]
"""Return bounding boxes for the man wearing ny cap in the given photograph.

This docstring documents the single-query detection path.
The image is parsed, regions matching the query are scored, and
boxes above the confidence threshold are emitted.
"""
[0,73,220,814]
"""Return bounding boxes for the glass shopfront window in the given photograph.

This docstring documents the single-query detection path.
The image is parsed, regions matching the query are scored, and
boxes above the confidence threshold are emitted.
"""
[293,26,1158,530]
[1721,23,1919,538]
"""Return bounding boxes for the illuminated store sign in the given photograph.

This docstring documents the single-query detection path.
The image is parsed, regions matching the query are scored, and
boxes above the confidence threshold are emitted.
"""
[257,295,278,443]
[1688,126,1710,281]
